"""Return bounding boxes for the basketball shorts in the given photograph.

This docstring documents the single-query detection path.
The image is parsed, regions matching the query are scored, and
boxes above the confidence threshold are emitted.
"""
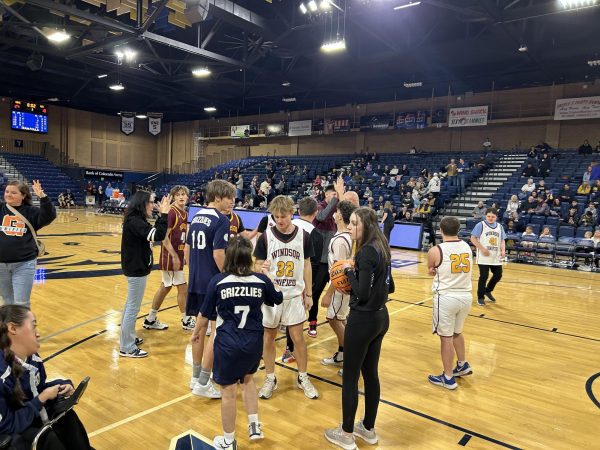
[262,296,306,328]
[161,270,186,287]
[213,330,263,386]
[432,292,472,337]
[186,293,216,319]
[326,292,350,321]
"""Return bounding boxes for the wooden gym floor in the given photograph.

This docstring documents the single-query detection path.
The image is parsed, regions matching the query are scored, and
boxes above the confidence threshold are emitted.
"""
[25,211,599,449]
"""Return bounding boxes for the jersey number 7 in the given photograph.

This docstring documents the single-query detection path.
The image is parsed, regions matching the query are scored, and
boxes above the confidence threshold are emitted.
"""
[234,305,250,329]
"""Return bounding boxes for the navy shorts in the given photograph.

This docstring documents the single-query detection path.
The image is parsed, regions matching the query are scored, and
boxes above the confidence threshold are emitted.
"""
[213,331,263,386]
[186,293,216,319]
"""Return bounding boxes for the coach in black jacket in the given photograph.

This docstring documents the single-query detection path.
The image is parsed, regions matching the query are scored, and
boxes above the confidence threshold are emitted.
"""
[119,191,171,358]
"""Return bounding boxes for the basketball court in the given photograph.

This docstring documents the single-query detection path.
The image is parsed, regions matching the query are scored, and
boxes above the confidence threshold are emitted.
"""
[32,210,599,449]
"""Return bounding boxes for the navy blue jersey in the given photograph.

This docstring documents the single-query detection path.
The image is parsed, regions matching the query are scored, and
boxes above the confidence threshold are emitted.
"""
[186,207,229,294]
[200,272,283,333]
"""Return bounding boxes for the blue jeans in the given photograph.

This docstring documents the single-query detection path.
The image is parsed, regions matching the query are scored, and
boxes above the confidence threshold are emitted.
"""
[458,175,466,192]
[448,176,457,187]
[0,259,37,307]
[120,276,148,353]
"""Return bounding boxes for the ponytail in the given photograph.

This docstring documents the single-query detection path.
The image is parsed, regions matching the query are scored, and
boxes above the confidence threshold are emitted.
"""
[0,306,30,406]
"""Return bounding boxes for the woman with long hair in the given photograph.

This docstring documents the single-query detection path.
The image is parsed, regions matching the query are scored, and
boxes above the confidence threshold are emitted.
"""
[325,207,395,449]
[0,305,92,449]
[119,191,171,358]
[0,180,56,307]
[194,236,282,449]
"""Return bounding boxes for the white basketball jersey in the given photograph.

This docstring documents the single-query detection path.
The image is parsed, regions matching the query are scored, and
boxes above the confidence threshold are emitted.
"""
[328,231,353,302]
[264,225,306,299]
[267,214,276,228]
[433,240,473,293]
[292,218,315,235]
[476,221,503,265]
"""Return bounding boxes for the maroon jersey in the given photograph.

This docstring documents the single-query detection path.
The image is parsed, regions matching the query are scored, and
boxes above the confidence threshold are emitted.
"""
[159,205,188,270]
[227,212,245,239]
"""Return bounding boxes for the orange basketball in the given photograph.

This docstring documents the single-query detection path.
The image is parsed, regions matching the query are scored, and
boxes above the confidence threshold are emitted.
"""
[330,259,354,294]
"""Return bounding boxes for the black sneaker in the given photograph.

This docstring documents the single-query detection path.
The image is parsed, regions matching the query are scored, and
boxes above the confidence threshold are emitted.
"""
[477,298,485,307]
[119,347,148,358]
[135,337,144,345]
[484,292,496,303]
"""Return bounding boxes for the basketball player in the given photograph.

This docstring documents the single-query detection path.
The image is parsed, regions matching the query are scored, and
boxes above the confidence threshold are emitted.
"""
[143,185,195,331]
[321,200,356,371]
[253,195,319,400]
[427,216,474,390]
[186,180,235,398]
[470,207,506,306]
[201,236,283,450]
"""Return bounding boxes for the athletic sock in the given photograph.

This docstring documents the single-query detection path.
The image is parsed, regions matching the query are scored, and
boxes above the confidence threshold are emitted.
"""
[224,431,235,444]
[147,309,158,322]
[298,372,308,381]
[457,360,466,367]
[266,373,276,381]
[444,373,453,380]
[248,414,259,425]
[192,363,202,379]
[199,368,211,385]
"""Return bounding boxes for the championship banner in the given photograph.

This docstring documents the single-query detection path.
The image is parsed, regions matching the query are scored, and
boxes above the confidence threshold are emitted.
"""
[404,112,416,130]
[288,120,312,136]
[148,113,163,136]
[265,123,286,137]
[554,96,600,120]
[448,106,488,127]
[120,112,135,135]
[395,111,427,129]
[359,114,393,131]
[231,125,250,138]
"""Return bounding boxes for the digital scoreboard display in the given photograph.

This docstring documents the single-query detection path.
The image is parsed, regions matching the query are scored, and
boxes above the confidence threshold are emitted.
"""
[11,100,48,134]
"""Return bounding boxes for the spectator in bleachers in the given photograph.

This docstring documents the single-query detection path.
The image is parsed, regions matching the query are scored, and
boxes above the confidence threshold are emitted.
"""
[379,176,387,188]
[559,184,574,203]
[593,229,600,245]
[579,210,595,227]
[536,179,548,198]
[527,146,538,160]
[58,192,67,209]
[389,165,399,176]
[524,196,537,214]
[538,227,555,248]
[445,159,458,188]
[521,226,537,249]
[275,177,285,195]
[533,198,550,216]
[400,164,409,177]
[585,202,597,221]
[387,176,397,189]
[562,205,579,226]
[427,173,441,199]
[475,155,488,173]
[504,195,520,220]
[483,137,492,150]
[401,192,412,210]
[411,185,421,209]
[313,175,322,188]
[401,210,414,222]
[577,181,591,195]
[65,190,75,209]
[538,153,551,178]
[472,201,486,220]
[519,178,536,200]
[457,158,468,193]
[549,198,562,216]
[235,174,244,200]
[522,163,537,178]
[363,186,373,201]
[105,183,113,201]
[351,171,364,184]
[578,140,593,155]
[583,165,593,183]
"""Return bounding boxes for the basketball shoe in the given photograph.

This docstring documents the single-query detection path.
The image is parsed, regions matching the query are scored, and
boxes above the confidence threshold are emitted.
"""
[143,318,168,330]
[453,361,473,377]
[307,320,318,337]
[297,375,319,399]
[182,316,195,331]
[324,425,358,450]
[248,422,264,440]
[213,436,237,450]
[192,380,221,399]
[353,420,378,445]
[282,347,295,363]
[258,377,277,399]
[428,373,458,390]
[322,351,343,366]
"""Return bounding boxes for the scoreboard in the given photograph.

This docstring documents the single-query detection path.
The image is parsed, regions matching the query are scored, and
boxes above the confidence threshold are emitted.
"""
[11,100,48,134]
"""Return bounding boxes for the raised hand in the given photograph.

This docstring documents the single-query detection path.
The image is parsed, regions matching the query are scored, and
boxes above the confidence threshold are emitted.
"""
[335,175,345,199]
[159,195,172,214]
[32,180,46,198]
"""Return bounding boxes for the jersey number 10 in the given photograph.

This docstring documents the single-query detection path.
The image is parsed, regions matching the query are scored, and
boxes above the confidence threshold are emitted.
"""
[190,230,206,249]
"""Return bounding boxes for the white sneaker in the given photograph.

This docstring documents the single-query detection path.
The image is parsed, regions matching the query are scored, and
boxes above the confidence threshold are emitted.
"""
[322,351,343,366]
[143,318,168,330]
[192,380,221,399]
[324,425,357,450]
[248,422,264,440]
[297,376,319,399]
[206,322,212,336]
[258,377,277,399]
[189,376,199,389]
[182,316,196,331]
[213,436,237,449]
[353,420,378,444]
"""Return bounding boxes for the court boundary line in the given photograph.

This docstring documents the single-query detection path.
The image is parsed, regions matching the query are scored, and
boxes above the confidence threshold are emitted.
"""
[388,298,600,342]
[585,372,600,410]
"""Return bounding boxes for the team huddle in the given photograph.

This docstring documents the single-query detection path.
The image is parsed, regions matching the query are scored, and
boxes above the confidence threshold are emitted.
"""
[119,178,505,450]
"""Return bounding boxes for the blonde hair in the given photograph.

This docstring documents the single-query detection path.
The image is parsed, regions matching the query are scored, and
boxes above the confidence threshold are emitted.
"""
[169,185,190,197]
[206,180,235,202]
[268,195,295,214]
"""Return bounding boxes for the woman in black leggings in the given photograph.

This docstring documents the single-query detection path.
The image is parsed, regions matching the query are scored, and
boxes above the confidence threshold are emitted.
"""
[325,207,394,450]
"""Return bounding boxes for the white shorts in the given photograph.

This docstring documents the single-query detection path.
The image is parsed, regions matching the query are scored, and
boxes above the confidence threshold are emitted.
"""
[432,292,472,337]
[326,292,350,321]
[262,296,306,328]
[161,270,186,287]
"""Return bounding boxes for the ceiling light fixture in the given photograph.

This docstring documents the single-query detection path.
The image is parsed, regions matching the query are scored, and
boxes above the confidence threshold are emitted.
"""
[282,97,297,102]
[299,2,308,14]
[124,49,136,61]
[393,1,421,10]
[204,106,217,112]
[518,44,528,52]
[115,49,124,59]
[46,29,70,43]
[321,39,346,53]
[192,67,212,77]
[588,59,600,66]
[109,83,125,91]
[97,74,108,79]
[403,81,423,88]
[282,81,291,87]
[320,0,331,10]
[136,114,147,119]
[308,0,318,12]
[559,0,598,9]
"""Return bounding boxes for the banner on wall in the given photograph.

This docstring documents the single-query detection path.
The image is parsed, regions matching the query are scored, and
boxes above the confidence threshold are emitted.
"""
[416,110,427,129]
[431,109,446,124]
[120,112,135,135]
[404,112,416,129]
[231,124,251,138]
[324,118,351,134]
[288,120,312,136]
[395,110,428,129]
[148,113,163,136]
[265,123,286,137]
[84,169,124,180]
[448,105,488,127]
[554,96,600,120]
[359,114,393,131]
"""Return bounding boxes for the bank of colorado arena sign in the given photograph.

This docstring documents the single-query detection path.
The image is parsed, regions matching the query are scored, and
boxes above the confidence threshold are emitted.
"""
[448,105,488,127]
[554,96,600,120]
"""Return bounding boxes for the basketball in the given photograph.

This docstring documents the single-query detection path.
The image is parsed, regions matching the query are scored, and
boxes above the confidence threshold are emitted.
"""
[330,259,354,294]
